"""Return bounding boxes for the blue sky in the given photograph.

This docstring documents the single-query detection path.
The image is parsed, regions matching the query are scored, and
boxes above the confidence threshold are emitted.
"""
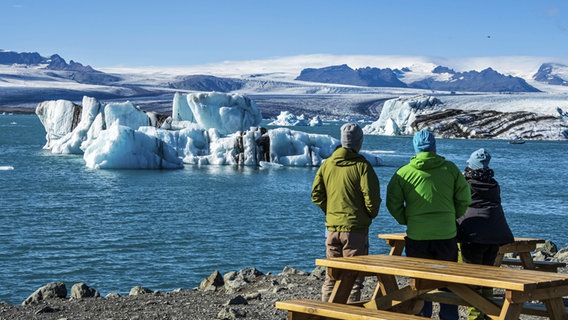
[1,0,568,68]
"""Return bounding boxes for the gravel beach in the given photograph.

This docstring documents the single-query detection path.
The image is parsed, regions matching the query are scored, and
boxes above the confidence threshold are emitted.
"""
[0,264,561,320]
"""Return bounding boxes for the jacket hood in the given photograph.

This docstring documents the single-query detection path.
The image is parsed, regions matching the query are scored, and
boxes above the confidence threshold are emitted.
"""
[409,152,446,170]
[329,147,366,167]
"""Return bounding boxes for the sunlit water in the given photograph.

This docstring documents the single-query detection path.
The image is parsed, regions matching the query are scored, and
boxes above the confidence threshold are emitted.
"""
[0,114,566,304]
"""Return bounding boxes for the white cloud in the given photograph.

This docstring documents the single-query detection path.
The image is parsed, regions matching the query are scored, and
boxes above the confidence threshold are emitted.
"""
[99,54,568,81]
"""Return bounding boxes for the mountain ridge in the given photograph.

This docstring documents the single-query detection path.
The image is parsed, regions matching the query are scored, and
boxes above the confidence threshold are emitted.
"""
[1,50,568,120]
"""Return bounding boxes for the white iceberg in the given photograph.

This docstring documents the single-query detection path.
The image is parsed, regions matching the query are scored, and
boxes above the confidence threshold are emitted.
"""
[363,95,442,136]
[268,111,323,126]
[171,91,262,135]
[308,115,323,126]
[84,122,183,169]
[268,111,309,126]
[36,94,382,169]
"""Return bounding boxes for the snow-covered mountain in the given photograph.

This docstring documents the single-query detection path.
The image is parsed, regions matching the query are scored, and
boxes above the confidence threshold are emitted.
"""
[1,50,568,122]
[533,63,568,86]
[295,64,541,93]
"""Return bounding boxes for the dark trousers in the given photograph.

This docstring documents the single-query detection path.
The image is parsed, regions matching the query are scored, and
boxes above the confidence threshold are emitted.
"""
[460,242,499,266]
[405,237,459,320]
[460,242,500,320]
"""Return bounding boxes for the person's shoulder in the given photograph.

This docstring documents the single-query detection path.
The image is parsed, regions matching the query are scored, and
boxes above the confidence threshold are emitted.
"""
[391,163,412,176]
[442,158,461,170]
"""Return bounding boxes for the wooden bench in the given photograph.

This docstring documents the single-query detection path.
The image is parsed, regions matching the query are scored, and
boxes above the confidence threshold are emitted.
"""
[276,299,424,320]
[500,258,566,273]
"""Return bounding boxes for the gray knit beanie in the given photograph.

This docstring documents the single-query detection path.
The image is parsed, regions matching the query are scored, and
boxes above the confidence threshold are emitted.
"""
[467,148,491,170]
[341,123,363,150]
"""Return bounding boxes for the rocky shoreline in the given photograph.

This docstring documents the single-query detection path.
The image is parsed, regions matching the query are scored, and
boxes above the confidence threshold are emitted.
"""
[2,241,568,320]
[0,266,326,320]
[2,265,567,320]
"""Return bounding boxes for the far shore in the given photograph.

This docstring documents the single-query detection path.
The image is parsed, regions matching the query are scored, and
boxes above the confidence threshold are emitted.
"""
[0,107,35,114]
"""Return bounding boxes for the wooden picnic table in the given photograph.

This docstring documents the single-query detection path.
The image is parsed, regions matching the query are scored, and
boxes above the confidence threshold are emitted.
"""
[378,233,546,269]
[316,254,568,319]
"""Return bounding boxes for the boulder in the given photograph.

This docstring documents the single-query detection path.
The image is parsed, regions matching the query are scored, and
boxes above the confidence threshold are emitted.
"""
[199,270,224,292]
[70,283,100,299]
[129,286,153,296]
[23,282,67,305]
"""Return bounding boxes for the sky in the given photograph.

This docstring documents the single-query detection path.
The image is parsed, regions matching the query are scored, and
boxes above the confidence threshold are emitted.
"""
[2,0,568,68]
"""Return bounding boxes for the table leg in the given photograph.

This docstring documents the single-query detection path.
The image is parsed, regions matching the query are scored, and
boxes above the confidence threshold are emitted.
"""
[328,270,357,304]
[386,240,405,256]
[446,284,501,318]
[493,253,504,266]
[363,276,425,314]
[518,252,536,269]
[543,297,568,319]
[499,299,523,320]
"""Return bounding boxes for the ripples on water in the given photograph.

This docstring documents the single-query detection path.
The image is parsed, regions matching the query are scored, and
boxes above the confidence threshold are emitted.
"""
[0,114,566,304]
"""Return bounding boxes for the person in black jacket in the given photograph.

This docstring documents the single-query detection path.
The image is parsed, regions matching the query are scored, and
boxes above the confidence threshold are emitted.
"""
[457,148,514,320]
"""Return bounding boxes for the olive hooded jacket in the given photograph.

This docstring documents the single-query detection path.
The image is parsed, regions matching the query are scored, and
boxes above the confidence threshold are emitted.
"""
[312,147,381,232]
[386,152,472,240]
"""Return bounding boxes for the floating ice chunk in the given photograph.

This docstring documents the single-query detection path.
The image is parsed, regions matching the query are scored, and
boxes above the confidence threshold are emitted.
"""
[268,111,309,126]
[309,115,323,126]
[83,122,183,170]
[35,99,79,149]
[172,92,262,135]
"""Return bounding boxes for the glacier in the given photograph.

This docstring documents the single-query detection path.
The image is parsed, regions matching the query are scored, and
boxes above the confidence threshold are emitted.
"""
[36,93,383,169]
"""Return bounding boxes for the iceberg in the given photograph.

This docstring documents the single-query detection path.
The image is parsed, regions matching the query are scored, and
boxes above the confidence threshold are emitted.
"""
[36,99,81,150]
[268,111,308,126]
[268,111,322,126]
[308,115,323,126]
[36,93,381,169]
[363,94,568,140]
[83,122,183,169]
[363,95,443,136]
[171,92,262,135]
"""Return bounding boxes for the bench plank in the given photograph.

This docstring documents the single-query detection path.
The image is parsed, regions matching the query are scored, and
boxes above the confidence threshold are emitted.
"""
[500,258,566,272]
[276,299,424,320]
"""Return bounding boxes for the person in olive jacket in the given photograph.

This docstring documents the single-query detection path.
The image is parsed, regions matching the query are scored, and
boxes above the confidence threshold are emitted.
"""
[386,130,471,320]
[457,148,514,320]
[312,123,381,303]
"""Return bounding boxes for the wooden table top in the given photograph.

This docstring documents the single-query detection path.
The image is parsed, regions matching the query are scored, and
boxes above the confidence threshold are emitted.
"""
[316,254,568,292]
[378,233,545,245]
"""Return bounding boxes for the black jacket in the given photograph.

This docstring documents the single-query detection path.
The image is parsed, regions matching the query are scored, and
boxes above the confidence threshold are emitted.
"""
[457,175,514,245]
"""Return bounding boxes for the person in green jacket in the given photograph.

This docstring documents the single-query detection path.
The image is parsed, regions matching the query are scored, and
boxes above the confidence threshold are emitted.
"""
[386,130,471,320]
[312,123,381,303]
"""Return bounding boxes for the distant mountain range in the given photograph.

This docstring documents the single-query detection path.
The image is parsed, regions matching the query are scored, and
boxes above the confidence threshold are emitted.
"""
[0,50,121,85]
[3,50,568,93]
[296,64,541,93]
[2,50,568,119]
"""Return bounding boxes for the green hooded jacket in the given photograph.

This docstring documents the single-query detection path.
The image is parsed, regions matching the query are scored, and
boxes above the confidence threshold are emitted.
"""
[386,152,472,240]
[312,147,381,232]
